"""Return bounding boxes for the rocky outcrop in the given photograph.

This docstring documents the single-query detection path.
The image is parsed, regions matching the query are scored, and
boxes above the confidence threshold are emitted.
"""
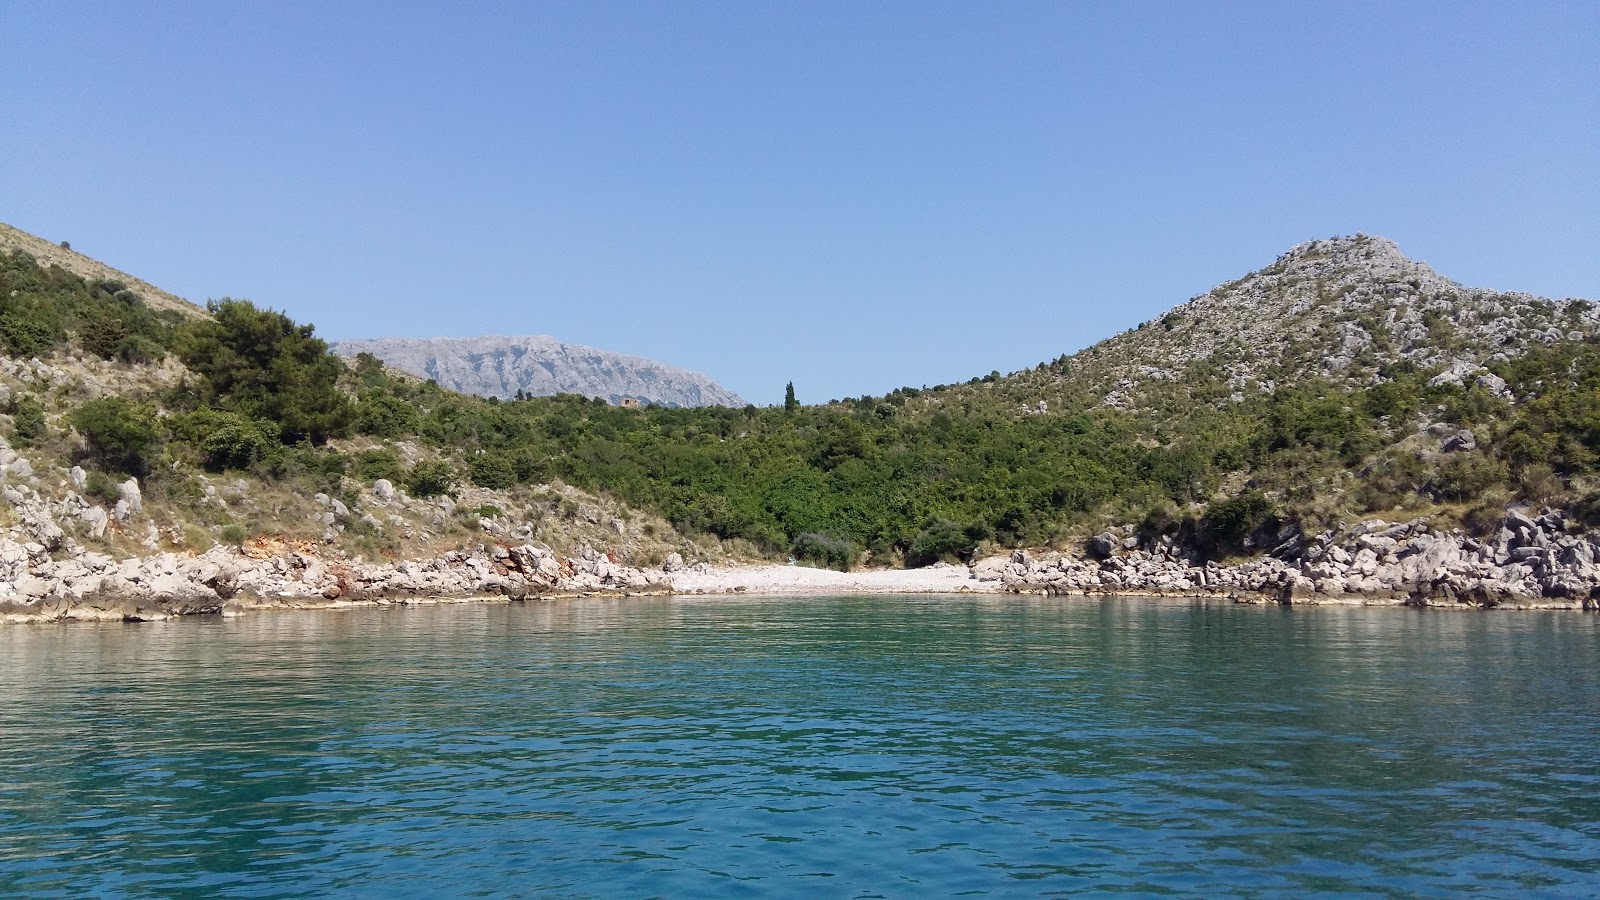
[0,539,672,624]
[978,509,1600,609]
[331,335,744,408]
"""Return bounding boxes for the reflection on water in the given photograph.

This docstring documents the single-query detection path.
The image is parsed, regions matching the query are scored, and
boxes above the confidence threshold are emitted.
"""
[2,597,1598,896]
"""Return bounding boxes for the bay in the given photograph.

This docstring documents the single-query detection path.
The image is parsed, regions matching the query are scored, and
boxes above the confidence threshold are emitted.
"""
[2,596,1598,896]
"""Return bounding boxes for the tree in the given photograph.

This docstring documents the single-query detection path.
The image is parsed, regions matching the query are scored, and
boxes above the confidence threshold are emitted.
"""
[175,299,352,444]
[71,397,158,476]
[784,382,798,414]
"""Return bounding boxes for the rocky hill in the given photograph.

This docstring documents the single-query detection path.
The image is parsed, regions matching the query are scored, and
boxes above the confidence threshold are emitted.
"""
[331,335,745,408]
[931,234,1596,421]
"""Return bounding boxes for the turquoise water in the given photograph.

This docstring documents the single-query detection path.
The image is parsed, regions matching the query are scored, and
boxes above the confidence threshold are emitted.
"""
[2,596,1598,897]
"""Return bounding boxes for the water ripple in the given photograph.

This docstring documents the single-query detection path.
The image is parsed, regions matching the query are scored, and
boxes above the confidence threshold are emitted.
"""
[2,597,1598,896]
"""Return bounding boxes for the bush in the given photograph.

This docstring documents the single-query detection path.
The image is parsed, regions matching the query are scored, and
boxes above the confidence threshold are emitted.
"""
[84,468,123,505]
[468,452,518,490]
[905,518,975,567]
[220,524,248,545]
[71,397,158,476]
[117,334,166,366]
[792,531,854,571]
[406,460,458,498]
[8,395,46,447]
[352,448,406,484]
[1201,490,1274,557]
[171,409,276,471]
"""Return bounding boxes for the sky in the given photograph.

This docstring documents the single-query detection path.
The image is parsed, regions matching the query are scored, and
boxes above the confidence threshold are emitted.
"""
[3,2,1596,405]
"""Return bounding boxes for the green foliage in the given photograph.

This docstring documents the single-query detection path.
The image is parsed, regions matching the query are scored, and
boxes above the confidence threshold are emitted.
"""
[170,408,277,471]
[406,460,458,498]
[0,252,176,361]
[906,518,977,567]
[352,448,406,485]
[175,299,352,444]
[84,469,123,505]
[71,397,158,476]
[220,524,248,545]
[784,382,798,414]
[8,395,46,447]
[1201,490,1274,557]
[792,531,854,571]
[468,452,517,490]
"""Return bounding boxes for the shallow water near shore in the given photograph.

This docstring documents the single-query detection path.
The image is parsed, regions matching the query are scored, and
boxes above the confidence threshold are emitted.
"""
[2,596,1598,896]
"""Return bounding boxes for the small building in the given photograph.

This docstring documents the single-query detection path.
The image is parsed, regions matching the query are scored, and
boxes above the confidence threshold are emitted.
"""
[617,397,641,409]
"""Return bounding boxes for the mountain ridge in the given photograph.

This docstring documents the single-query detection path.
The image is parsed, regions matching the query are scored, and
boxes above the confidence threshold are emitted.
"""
[331,334,745,408]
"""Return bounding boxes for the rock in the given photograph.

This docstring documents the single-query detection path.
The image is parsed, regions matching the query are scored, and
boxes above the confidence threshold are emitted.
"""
[118,478,143,516]
[1441,429,1477,453]
[4,457,33,479]
[69,466,87,490]
[1087,532,1119,559]
[970,556,1010,582]
[373,479,396,501]
[1474,373,1509,397]
[663,552,685,573]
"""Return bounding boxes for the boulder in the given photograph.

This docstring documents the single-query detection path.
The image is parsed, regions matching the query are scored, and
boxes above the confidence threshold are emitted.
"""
[118,478,143,516]
[1441,429,1477,453]
[1087,532,1119,559]
[373,479,396,501]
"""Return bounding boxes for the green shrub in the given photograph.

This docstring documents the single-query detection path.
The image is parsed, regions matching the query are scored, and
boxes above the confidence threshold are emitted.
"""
[175,298,352,444]
[468,452,517,490]
[1201,490,1274,557]
[220,524,248,545]
[8,395,46,447]
[84,468,123,505]
[353,448,406,484]
[71,397,158,476]
[406,460,458,498]
[905,518,975,567]
[171,409,276,471]
[792,531,854,571]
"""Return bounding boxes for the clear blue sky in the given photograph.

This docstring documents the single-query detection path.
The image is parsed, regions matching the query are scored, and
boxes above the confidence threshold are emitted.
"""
[3,2,1596,405]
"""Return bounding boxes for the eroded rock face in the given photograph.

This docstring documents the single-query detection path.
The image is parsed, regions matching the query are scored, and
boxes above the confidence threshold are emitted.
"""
[331,335,745,409]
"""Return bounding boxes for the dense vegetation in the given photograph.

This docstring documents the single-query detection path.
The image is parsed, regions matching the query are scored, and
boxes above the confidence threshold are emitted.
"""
[6,247,1600,568]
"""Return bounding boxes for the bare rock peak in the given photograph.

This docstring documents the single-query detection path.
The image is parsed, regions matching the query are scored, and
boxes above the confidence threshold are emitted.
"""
[333,335,744,408]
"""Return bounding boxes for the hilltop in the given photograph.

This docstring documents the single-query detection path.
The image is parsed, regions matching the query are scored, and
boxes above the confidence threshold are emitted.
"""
[907,234,1595,423]
[332,335,744,408]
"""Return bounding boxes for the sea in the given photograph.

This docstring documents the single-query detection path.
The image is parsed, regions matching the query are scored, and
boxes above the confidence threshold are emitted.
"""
[2,595,1598,897]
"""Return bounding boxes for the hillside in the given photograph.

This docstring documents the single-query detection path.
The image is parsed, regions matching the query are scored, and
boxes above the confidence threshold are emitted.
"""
[332,335,745,408]
[917,234,1595,423]
[0,222,206,320]
[4,224,1600,617]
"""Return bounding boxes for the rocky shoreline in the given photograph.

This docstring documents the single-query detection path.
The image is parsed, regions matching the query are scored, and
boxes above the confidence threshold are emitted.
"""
[4,505,1600,623]
[977,508,1600,610]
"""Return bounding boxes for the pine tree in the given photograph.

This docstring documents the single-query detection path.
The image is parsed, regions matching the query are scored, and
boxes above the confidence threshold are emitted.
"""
[784,381,798,413]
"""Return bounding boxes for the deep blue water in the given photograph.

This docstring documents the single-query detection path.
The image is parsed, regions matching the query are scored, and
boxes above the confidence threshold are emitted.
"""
[2,596,1598,897]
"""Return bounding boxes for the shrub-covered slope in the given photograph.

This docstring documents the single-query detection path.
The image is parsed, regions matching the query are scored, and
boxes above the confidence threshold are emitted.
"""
[1,227,1596,576]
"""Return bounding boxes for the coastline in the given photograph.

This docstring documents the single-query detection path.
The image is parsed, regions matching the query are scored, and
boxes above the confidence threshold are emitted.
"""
[6,536,1598,626]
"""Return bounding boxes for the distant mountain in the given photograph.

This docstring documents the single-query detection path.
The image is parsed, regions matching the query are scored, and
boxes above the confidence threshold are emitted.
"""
[331,335,745,408]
